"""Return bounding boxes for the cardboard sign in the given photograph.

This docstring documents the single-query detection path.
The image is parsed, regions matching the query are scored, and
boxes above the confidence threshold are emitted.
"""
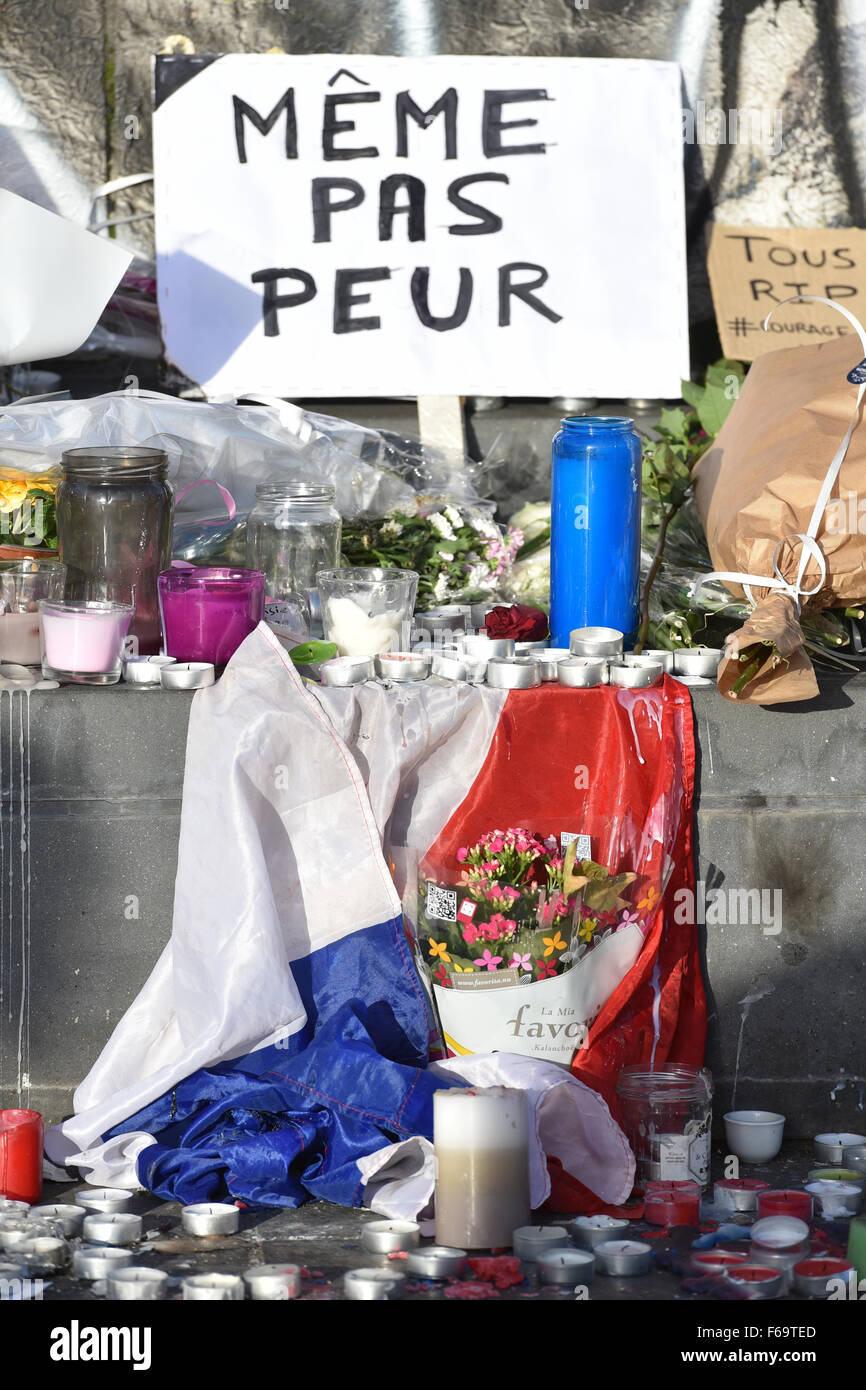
[152,53,689,398]
[708,223,866,360]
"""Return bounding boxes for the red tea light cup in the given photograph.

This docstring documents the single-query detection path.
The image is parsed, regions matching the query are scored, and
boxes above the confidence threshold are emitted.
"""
[756,1189,813,1223]
[0,1110,43,1204]
[793,1257,855,1298]
[713,1178,769,1214]
[725,1265,783,1299]
[690,1249,750,1275]
[644,1181,701,1227]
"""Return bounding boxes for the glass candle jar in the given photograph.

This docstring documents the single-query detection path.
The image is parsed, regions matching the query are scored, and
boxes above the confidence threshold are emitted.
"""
[246,482,341,608]
[317,567,418,657]
[57,447,173,656]
[158,567,265,665]
[549,417,642,647]
[616,1064,714,1189]
[0,559,66,665]
[39,598,134,685]
[0,1109,43,1204]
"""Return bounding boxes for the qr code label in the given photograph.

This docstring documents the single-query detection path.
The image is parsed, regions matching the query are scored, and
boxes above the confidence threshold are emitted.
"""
[561,831,591,860]
[426,884,457,922]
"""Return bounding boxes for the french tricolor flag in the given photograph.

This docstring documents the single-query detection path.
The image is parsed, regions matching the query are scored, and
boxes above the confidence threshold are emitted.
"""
[46,625,702,1213]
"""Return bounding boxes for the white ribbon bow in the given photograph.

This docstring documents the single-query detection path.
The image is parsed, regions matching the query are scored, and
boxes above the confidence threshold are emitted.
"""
[689,295,866,613]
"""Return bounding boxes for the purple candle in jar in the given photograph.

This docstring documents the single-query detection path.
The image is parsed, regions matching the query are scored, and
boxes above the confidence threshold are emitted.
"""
[158,567,265,665]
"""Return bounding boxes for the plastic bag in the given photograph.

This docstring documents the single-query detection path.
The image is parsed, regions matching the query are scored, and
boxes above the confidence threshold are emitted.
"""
[0,390,491,537]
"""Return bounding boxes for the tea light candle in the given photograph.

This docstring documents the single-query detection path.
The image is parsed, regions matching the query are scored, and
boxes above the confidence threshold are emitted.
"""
[594,1240,653,1277]
[320,655,375,687]
[343,1268,405,1300]
[725,1265,783,1299]
[182,1273,245,1301]
[569,626,623,659]
[512,1225,570,1262]
[14,1236,69,1273]
[375,652,429,682]
[690,1250,750,1275]
[485,657,541,689]
[30,1204,87,1237]
[360,1219,421,1254]
[181,1202,240,1236]
[805,1180,861,1217]
[434,1087,531,1250]
[123,655,176,686]
[405,1246,467,1280]
[756,1190,813,1223]
[675,673,713,687]
[814,1132,866,1165]
[627,649,675,673]
[1,1218,56,1251]
[75,1188,133,1215]
[644,1181,701,1226]
[418,606,470,634]
[537,1247,595,1286]
[793,1257,855,1298]
[459,634,515,660]
[557,657,608,688]
[73,1246,134,1280]
[0,1199,30,1216]
[713,1178,769,1213]
[750,1215,810,1253]
[109,1267,169,1301]
[608,661,663,688]
[808,1167,865,1188]
[243,1264,301,1300]
[160,662,215,690]
[842,1145,866,1175]
[82,1212,142,1246]
[530,648,571,681]
[569,1214,630,1250]
[673,647,723,678]
[430,651,468,681]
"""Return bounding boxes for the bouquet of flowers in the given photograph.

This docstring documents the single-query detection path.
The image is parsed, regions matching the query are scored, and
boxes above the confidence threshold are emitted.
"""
[341,504,524,609]
[417,827,646,990]
[0,470,59,557]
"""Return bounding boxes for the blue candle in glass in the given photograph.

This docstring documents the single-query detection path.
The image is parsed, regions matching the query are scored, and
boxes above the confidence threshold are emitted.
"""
[549,416,642,648]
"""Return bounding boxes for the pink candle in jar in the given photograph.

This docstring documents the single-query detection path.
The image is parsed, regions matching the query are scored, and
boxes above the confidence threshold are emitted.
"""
[40,601,132,679]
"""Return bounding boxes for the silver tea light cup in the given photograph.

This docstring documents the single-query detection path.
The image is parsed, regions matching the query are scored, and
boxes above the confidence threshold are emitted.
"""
[108,1267,168,1301]
[609,661,663,688]
[73,1245,134,1280]
[82,1212,142,1246]
[405,1246,467,1279]
[536,1247,595,1286]
[75,1187,133,1214]
[594,1240,653,1276]
[182,1272,245,1301]
[557,657,608,688]
[569,626,623,658]
[485,657,540,690]
[160,662,215,691]
[360,1219,420,1254]
[319,655,375,687]
[343,1268,405,1300]
[181,1202,240,1236]
[243,1264,301,1300]
[673,647,723,679]
[512,1225,570,1262]
[568,1215,630,1249]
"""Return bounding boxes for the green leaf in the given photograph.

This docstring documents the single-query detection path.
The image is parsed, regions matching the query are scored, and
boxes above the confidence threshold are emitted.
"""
[657,406,689,438]
[290,641,337,665]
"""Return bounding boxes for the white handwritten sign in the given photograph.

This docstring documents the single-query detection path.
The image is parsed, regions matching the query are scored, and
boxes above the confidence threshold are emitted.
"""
[153,54,688,398]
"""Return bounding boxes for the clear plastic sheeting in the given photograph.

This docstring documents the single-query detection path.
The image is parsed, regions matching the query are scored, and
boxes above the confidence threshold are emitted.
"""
[0,392,491,551]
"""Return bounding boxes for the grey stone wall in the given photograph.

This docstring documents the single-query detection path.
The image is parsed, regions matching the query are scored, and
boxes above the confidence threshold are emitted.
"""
[2,1,866,328]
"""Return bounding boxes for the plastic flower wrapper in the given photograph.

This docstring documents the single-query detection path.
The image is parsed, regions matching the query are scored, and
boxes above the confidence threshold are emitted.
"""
[341,503,523,609]
[0,467,59,556]
[411,823,675,1064]
[504,501,551,610]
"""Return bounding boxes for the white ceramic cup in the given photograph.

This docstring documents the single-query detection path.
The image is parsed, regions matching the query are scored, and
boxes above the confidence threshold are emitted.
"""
[724,1109,786,1162]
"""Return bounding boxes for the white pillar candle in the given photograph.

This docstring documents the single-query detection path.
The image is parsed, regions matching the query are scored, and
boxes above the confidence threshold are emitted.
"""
[182,1273,245,1301]
[181,1202,240,1236]
[434,1087,531,1250]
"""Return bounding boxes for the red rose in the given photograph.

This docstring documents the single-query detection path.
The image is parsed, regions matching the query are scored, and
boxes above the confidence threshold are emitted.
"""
[483,604,549,641]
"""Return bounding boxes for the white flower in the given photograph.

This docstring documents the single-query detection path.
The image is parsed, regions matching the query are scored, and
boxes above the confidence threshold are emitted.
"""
[428,512,456,541]
[469,514,499,541]
[433,573,450,600]
[380,519,403,537]
[439,551,454,562]
[443,505,464,531]
[509,500,551,544]
[467,562,494,590]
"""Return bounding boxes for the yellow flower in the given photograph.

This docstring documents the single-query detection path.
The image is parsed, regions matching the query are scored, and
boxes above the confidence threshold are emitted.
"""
[638,886,660,913]
[452,962,474,974]
[543,931,566,957]
[578,920,596,944]
[428,939,451,963]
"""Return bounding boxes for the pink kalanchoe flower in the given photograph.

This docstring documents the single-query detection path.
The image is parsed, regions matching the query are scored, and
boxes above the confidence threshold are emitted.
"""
[456,847,468,863]
[474,949,503,972]
[501,885,521,901]
[509,952,532,972]
[619,909,641,929]
[488,836,505,852]
[462,923,480,945]
[481,860,499,873]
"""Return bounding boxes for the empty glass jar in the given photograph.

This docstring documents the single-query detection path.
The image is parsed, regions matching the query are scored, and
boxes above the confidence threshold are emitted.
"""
[617,1064,714,1189]
[57,447,173,655]
[246,483,341,609]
